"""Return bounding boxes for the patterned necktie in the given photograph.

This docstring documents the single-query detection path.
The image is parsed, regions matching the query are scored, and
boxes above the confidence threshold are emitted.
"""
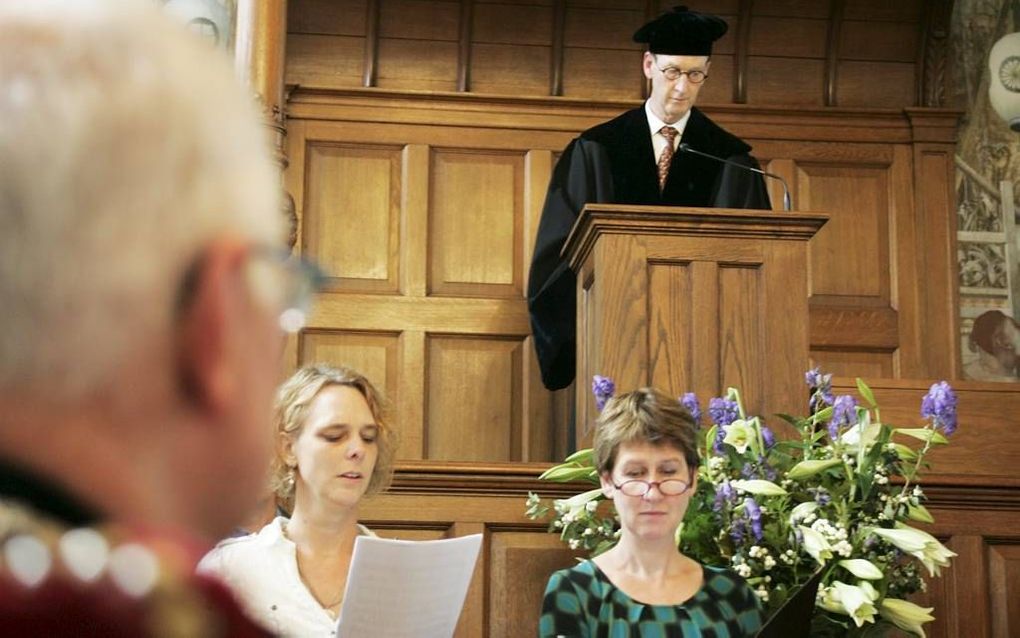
[657,126,679,192]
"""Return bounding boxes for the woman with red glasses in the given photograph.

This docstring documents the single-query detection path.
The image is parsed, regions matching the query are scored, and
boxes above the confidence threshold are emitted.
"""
[540,388,764,637]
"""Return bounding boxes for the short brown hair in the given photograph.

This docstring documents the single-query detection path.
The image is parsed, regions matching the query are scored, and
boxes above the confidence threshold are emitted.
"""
[593,387,699,476]
[270,364,397,509]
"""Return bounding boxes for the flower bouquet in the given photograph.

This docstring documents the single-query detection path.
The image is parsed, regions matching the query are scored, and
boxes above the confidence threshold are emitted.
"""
[526,371,958,637]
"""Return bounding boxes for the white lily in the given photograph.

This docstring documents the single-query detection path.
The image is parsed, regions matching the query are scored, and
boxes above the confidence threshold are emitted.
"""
[839,558,883,580]
[879,598,935,637]
[730,479,787,497]
[722,419,757,455]
[556,488,603,517]
[798,525,833,564]
[840,413,880,451]
[831,580,878,627]
[869,524,956,577]
[789,501,819,524]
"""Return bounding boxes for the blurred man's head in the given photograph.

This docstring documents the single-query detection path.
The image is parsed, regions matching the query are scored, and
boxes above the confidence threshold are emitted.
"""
[0,0,289,539]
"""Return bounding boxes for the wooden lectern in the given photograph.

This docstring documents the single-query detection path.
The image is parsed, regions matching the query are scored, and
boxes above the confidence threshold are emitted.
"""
[562,204,828,447]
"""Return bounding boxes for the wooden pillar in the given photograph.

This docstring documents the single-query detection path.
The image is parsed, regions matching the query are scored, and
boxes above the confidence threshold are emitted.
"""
[234,0,296,248]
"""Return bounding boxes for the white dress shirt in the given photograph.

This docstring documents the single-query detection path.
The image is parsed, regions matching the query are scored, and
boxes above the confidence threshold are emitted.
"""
[198,516,376,638]
[644,100,691,164]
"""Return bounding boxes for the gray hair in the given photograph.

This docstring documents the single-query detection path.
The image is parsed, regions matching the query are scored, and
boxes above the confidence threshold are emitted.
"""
[0,1,283,398]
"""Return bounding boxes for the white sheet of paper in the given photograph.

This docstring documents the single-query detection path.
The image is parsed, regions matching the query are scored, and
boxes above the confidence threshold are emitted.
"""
[335,533,482,638]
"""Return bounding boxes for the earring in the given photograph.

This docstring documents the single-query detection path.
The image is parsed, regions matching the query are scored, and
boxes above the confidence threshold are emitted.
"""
[283,465,296,492]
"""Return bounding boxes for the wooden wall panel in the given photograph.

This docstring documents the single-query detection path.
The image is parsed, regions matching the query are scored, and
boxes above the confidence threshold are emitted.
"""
[837,61,917,108]
[745,57,825,106]
[304,143,402,292]
[748,17,827,58]
[561,48,642,100]
[286,34,364,87]
[288,0,366,35]
[376,38,459,91]
[429,149,523,297]
[299,330,399,395]
[488,531,580,638]
[287,0,946,107]
[809,350,895,379]
[798,164,890,301]
[988,542,1020,638]
[426,336,523,461]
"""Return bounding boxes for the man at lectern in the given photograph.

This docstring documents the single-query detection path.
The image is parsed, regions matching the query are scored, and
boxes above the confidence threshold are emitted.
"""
[528,6,772,392]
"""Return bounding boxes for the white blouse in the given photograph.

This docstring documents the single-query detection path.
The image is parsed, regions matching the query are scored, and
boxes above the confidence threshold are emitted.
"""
[197,516,376,638]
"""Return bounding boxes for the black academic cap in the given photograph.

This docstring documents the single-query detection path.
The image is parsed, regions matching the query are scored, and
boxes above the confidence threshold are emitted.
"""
[632,5,728,56]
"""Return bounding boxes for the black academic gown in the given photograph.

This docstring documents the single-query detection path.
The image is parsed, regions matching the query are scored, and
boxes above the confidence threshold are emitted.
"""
[527,106,772,391]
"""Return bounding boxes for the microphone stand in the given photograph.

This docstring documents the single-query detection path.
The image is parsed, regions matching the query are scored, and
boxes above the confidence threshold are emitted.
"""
[677,143,792,211]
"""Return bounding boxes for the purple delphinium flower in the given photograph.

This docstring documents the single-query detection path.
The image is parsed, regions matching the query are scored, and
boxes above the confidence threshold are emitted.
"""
[730,518,746,545]
[828,395,858,440]
[713,427,726,454]
[679,392,702,426]
[921,380,958,436]
[761,424,776,450]
[592,375,615,411]
[708,397,740,426]
[744,497,764,542]
[805,367,835,413]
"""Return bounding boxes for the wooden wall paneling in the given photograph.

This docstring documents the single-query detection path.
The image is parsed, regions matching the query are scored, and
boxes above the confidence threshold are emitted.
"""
[697,55,736,107]
[822,0,844,106]
[303,142,402,293]
[299,330,399,396]
[560,4,644,100]
[840,19,918,62]
[748,16,828,58]
[905,114,960,378]
[488,530,582,638]
[889,143,924,377]
[426,335,523,461]
[451,521,486,638]
[799,162,891,301]
[401,144,430,297]
[836,61,917,108]
[376,0,460,91]
[285,0,365,89]
[842,0,924,23]
[944,535,991,638]
[807,349,894,379]
[988,541,1020,638]
[745,57,825,106]
[749,0,830,20]
[288,0,366,35]
[457,0,473,92]
[363,0,379,86]
[398,330,427,459]
[470,1,552,95]
[286,34,365,88]
[550,0,565,96]
[428,148,523,298]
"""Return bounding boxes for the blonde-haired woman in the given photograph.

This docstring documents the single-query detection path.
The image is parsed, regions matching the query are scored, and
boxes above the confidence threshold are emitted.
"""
[540,388,763,637]
[200,364,396,637]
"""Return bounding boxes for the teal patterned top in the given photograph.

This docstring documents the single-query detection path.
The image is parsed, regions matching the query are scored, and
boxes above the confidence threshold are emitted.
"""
[539,560,764,638]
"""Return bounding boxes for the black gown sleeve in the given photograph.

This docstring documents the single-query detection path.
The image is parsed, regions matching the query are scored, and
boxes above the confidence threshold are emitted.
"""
[711,153,773,210]
[526,138,615,391]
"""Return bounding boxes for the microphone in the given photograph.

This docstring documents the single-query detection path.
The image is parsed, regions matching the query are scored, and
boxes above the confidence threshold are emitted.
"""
[677,143,792,211]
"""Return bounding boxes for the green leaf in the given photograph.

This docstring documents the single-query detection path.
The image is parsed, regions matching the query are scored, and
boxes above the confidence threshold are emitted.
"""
[788,458,841,480]
[539,464,594,482]
[907,504,935,523]
[563,448,594,466]
[855,377,877,408]
[895,428,948,445]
